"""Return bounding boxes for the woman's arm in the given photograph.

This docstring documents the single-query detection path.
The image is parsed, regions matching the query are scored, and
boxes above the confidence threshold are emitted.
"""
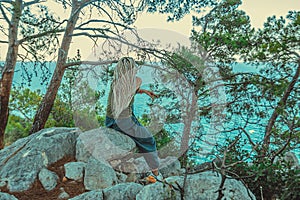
[136,77,158,99]
[137,88,158,99]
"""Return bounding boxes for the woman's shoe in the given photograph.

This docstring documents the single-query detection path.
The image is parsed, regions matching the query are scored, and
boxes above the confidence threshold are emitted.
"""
[146,171,164,183]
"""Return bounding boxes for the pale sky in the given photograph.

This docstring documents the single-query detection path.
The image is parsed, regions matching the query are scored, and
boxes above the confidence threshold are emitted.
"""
[0,0,299,61]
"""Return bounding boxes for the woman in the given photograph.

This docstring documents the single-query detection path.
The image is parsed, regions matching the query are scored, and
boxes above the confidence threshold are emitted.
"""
[105,57,163,182]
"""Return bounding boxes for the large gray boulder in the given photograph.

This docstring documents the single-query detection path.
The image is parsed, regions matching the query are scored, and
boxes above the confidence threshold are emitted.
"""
[0,127,80,192]
[136,172,256,200]
[69,190,103,200]
[136,182,177,200]
[167,171,256,200]
[183,171,256,199]
[103,182,143,200]
[76,127,136,163]
[0,192,18,200]
[84,157,118,190]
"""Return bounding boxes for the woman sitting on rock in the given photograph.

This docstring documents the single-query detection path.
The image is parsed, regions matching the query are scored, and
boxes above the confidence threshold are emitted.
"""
[105,57,163,182]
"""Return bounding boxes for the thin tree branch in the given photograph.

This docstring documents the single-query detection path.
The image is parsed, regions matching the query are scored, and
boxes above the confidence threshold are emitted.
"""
[240,128,258,147]
[0,3,11,26]
[11,106,32,121]
[75,19,131,30]
[18,28,65,44]
[69,0,97,22]
[23,0,46,7]
[0,40,8,43]
[70,32,161,56]
[63,59,118,68]
[0,0,12,4]
[74,27,110,32]
[90,3,122,35]
[223,169,256,200]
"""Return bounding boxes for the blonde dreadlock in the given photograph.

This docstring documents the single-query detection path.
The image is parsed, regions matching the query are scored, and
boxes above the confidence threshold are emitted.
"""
[111,57,137,118]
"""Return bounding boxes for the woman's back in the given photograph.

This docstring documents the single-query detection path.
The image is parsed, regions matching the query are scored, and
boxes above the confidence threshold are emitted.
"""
[106,82,135,119]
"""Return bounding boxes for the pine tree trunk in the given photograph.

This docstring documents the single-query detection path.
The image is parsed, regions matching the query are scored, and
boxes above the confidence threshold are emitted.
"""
[0,71,15,149]
[0,0,22,149]
[30,4,81,134]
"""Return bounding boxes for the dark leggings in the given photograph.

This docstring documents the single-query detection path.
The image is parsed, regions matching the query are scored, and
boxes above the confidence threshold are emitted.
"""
[105,115,159,170]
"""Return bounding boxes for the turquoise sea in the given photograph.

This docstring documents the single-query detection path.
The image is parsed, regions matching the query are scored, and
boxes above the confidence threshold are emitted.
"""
[4,61,300,163]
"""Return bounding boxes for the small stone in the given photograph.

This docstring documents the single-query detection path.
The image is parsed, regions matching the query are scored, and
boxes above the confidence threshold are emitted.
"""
[58,187,70,199]
[38,168,59,191]
[62,176,68,182]
[64,162,86,181]
[0,180,6,187]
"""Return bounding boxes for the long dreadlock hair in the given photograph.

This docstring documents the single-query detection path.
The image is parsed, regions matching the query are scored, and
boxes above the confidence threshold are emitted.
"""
[111,57,137,118]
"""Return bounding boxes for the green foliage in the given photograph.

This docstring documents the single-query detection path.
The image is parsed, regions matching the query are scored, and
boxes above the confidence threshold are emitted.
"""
[219,137,300,200]
[248,11,300,65]
[188,3,299,199]
[139,114,173,150]
[191,0,254,64]
[145,0,218,21]
[6,87,75,146]
[5,115,32,146]
[45,96,74,128]
[6,65,108,146]
[154,128,172,150]
[10,87,42,119]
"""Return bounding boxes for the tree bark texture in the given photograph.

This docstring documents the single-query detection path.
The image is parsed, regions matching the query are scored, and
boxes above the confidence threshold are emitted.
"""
[0,0,22,149]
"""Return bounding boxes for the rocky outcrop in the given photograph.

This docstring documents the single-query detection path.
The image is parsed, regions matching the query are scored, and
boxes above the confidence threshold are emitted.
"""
[0,127,79,192]
[136,172,256,200]
[183,171,256,200]
[0,127,257,199]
